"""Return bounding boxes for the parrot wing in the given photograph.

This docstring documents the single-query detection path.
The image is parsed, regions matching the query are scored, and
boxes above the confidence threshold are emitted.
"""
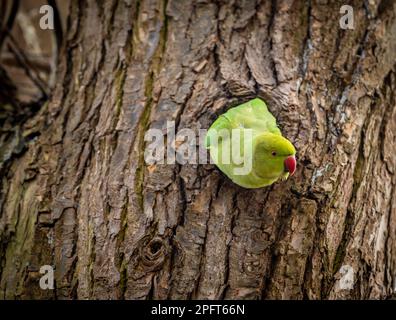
[224,98,282,137]
[205,98,281,150]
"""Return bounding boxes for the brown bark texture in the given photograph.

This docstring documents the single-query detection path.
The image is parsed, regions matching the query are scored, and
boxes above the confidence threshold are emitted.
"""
[0,0,396,300]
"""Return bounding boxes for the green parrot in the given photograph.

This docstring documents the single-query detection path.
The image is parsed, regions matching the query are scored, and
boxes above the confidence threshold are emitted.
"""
[205,98,296,189]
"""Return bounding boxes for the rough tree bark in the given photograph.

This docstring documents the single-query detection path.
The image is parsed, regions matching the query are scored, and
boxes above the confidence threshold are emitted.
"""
[0,0,396,300]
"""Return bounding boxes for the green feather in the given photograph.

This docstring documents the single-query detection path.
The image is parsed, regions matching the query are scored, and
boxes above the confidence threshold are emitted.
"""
[205,98,296,188]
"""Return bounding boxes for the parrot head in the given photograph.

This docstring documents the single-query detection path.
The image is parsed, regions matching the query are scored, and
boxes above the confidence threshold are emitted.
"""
[253,133,296,181]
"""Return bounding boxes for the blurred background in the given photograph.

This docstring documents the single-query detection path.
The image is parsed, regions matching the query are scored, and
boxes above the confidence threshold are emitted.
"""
[0,0,68,105]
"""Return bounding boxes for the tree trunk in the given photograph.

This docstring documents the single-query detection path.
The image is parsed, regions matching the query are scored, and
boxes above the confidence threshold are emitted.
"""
[1,0,396,300]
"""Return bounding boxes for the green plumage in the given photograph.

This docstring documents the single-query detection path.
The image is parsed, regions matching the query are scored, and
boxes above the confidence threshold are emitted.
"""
[205,98,296,188]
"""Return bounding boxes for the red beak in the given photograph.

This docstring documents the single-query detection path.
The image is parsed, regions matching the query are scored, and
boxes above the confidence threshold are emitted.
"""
[284,155,296,176]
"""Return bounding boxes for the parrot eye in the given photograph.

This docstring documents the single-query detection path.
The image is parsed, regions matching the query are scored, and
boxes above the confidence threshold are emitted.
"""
[271,151,277,156]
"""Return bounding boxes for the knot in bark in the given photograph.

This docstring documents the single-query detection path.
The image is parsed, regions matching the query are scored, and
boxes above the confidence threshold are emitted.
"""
[139,236,167,271]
